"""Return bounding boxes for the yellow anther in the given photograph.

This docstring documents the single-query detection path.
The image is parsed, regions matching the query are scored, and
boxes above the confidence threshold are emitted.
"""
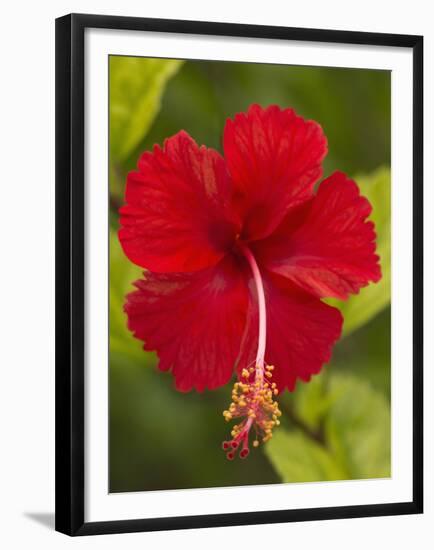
[222,365,282,456]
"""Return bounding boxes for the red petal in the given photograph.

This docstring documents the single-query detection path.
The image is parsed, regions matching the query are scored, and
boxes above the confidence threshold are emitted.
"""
[238,273,343,391]
[223,104,327,241]
[119,131,240,273]
[254,171,381,300]
[125,257,248,392]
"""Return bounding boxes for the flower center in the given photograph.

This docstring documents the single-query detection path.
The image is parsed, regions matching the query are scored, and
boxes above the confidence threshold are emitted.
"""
[222,245,281,460]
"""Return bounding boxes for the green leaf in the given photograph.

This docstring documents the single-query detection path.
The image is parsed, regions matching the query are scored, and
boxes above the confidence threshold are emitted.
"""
[109,230,147,362]
[325,374,391,479]
[264,429,347,482]
[289,372,331,431]
[266,373,390,482]
[326,166,391,336]
[110,56,183,163]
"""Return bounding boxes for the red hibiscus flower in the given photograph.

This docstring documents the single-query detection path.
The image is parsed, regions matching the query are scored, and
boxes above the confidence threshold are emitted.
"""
[118,104,381,459]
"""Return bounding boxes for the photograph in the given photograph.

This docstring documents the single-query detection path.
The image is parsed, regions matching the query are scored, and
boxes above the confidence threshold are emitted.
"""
[109,55,391,493]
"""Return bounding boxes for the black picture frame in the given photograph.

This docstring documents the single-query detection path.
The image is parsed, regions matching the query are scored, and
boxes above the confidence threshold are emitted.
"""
[55,13,424,536]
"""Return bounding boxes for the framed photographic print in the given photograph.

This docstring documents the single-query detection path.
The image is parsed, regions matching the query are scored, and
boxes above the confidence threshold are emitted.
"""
[55,13,423,536]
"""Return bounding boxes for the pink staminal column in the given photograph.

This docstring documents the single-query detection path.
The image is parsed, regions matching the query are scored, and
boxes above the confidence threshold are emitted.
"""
[222,246,282,460]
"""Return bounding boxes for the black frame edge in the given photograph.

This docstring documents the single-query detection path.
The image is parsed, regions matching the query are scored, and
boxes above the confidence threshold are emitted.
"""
[55,13,86,536]
[55,14,73,536]
[71,12,422,48]
[412,35,424,514]
[74,502,419,536]
[55,13,424,536]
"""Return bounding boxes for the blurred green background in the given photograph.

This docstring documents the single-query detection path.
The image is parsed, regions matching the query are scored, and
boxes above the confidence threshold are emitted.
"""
[109,56,391,493]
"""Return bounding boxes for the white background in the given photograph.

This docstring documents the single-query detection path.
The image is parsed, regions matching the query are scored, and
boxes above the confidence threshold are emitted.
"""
[0,0,432,548]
